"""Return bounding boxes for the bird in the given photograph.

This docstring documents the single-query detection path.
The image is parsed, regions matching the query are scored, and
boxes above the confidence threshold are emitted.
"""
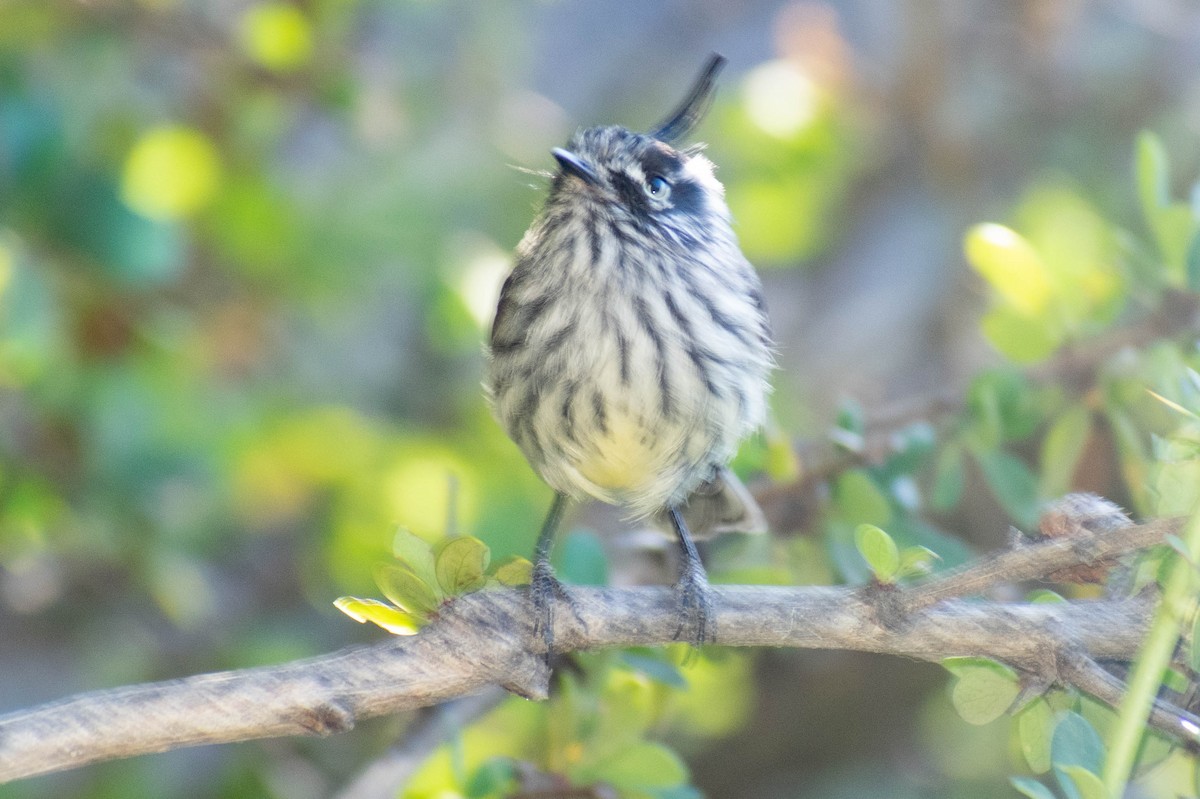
[485,54,773,655]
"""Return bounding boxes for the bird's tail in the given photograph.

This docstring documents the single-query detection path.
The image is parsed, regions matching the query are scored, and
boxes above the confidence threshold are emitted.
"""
[656,466,768,539]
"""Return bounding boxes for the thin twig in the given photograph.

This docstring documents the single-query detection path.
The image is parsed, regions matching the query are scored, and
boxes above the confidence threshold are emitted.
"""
[897,518,1179,614]
[1058,650,1200,750]
[335,687,508,799]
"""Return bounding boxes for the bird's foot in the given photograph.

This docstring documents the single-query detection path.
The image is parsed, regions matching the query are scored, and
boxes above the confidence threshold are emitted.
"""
[529,559,579,662]
[672,568,715,649]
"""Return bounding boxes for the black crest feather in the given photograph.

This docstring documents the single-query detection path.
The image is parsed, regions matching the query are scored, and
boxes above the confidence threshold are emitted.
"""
[649,54,726,144]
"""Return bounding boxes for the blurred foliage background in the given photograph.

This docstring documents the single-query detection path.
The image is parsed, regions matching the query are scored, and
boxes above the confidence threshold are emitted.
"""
[3,1,1200,797]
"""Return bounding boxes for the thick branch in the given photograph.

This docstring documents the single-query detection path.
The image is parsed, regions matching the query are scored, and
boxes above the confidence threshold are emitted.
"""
[0,589,1159,784]
[0,515,1180,784]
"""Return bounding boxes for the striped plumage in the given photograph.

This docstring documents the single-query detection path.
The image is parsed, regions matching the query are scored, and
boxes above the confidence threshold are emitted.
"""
[487,125,772,520]
[485,56,772,651]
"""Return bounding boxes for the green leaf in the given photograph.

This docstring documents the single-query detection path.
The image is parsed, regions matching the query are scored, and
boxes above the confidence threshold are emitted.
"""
[1040,406,1092,498]
[620,649,688,688]
[1011,776,1058,799]
[1027,589,1066,604]
[373,562,439,616]
[1150,454,1200,517]
[943,657,1021,725]
[586,742,688,791]
[1018,697,1055,774]
[854,523,900,583]
[1132,131,1196,281]
[1050,711,1105,775]
[974,448,1042,529]
[333,596,423,635]
[393,527,440,598]
[931,442,965,511]
[492,555,533,586]
[896,545,940,579]
[833,469,892,526]
[435,536,490,595]
[1056,765,1108,799]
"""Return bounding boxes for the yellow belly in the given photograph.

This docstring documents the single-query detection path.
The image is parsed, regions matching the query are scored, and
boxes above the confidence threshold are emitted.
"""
[576,415,664,494]
[571,407,696,501]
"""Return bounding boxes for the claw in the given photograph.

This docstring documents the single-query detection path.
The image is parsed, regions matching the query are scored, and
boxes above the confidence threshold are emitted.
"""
[530,560,560,655]
[672,569,715,647]
[529,559,585,664]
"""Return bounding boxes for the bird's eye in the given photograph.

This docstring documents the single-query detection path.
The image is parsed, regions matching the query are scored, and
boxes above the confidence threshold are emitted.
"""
[646,175,670,198]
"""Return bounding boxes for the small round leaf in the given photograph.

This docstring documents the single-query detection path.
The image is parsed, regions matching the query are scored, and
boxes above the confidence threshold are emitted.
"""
[943,657,1020,725]
[854,523,900,583]
[435,536,490,595]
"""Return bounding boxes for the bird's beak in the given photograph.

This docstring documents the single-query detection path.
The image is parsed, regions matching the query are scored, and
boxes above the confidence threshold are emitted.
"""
[551,148,600,186]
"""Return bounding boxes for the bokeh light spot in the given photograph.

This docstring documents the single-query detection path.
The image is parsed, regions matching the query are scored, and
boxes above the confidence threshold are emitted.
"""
[742,59,819,139]
[121,126,222,220]
[239,2,313,72]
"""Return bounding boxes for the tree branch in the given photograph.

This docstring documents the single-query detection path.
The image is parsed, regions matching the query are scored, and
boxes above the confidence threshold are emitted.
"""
[897,518,1177,614]
[0,514,1183,784]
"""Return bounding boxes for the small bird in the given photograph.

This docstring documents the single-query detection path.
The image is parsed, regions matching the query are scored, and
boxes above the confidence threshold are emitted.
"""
[486,55,773,653]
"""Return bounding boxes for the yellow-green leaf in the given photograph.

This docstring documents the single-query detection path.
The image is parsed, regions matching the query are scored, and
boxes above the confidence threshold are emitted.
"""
[854,523,899,583]
[965,223,1053,317]
[943,657,1020,725]
[1057,765,1109,799]
[435,536,490,595]
[493,556,533,586]
[897,545,940,579]
[1018,697,1054,774]
[333,596,422,635]
[373,562,439,615]
[392,527,441,598]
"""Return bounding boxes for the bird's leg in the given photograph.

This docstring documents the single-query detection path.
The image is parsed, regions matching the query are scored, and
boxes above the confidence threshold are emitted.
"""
[530,493,572,657]
[667,507,715,647]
